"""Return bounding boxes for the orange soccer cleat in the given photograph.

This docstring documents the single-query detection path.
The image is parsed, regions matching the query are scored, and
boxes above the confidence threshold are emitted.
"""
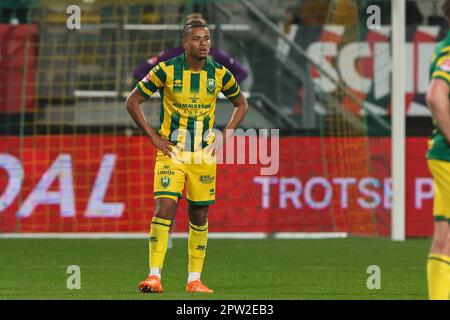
[186,279,213,293]
[138,275,163,293]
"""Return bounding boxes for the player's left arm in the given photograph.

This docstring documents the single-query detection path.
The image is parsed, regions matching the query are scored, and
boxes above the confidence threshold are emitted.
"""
[214,69,248,148]
[221,94,248,149]
[208,92,247,153]
[224,93,248,132]
[221,68,248,131]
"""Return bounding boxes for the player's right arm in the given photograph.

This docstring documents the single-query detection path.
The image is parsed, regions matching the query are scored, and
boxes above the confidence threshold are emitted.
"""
[125,64,173,156]
[427,54,450,144]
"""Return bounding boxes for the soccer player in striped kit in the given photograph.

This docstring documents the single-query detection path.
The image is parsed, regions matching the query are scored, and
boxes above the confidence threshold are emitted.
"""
[126,19,248,293]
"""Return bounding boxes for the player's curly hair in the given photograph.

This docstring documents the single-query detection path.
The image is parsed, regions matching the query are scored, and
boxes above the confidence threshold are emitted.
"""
[184,13,206,24]
[182,19,209,38]
[443,0,450,23]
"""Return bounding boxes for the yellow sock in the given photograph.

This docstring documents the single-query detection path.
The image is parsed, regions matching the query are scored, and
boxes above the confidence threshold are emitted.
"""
[188,221,208,273]
[148,217,171,270]
[427,254,450,300]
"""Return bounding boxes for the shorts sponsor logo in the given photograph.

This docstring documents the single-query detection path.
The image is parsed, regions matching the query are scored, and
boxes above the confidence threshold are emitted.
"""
[199,175,214,184]
[160,177,171,188]
[158,169,175,176]
[209,188,215,195]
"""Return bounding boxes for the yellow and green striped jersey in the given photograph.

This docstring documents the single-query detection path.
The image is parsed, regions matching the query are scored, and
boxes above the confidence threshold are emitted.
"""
[136,53,241,152]
[427,30,450,161]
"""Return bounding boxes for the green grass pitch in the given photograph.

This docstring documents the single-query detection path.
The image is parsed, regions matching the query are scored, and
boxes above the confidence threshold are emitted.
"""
[0,238,430,300]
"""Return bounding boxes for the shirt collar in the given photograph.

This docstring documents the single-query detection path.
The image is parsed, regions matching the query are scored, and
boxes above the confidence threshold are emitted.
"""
[182,52,210,71]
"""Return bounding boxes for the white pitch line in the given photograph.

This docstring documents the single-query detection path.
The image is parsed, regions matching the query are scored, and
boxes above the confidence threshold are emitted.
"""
[0,232,348,240]
[273,232,348,239]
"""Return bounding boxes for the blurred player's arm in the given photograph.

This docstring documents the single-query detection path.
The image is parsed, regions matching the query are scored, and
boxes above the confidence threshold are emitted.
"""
[211,49,248,83]
[133,56,159,82]
[133,47,185,81]
[426,78,450,144]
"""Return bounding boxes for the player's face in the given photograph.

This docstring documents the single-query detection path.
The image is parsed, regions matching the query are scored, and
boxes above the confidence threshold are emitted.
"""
[184,27,211,60]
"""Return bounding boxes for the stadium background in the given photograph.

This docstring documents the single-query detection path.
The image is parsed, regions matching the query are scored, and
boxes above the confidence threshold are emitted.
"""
[0,0,444,238]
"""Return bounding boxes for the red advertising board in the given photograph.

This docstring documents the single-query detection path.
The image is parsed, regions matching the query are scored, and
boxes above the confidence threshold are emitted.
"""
[0,24,37,113]
[0,136,433,237]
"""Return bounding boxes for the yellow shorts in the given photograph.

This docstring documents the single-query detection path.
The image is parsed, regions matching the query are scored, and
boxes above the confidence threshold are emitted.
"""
[153,149,216,205]
[427,159,450,222]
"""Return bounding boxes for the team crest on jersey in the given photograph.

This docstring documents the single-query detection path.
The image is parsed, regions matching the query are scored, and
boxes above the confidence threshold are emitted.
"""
[438,57,450,72]
[199,175,215,184]
[207,79,216,92]
[160,177,171,188]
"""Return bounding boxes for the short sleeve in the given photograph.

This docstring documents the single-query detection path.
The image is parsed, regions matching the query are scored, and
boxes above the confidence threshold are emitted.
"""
[432,54,450,85]
[136,63,167,98]
[221,69,241,100]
